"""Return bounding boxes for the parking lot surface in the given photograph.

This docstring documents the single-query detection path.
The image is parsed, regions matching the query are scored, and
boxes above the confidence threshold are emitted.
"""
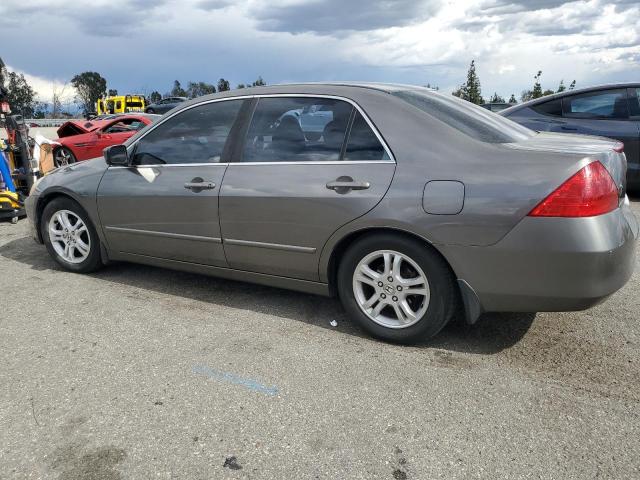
[1,199,639,479]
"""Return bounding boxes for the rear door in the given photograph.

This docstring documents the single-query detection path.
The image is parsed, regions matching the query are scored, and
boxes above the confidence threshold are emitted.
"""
[97,99,246,266]
[558,89,638,163]
[219,96,395,281]
[626,87,640,182]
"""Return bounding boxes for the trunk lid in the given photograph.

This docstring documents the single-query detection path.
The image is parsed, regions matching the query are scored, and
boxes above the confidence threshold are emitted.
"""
[504,131,627,198]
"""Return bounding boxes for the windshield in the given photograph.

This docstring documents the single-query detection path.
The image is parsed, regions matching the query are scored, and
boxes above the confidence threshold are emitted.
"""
[393,89,534,143]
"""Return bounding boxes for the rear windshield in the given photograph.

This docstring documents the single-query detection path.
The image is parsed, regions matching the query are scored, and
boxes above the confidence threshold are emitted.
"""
[393,89,534,143]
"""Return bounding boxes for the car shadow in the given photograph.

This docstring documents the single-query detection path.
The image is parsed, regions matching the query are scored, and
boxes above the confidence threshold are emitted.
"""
[0,236,535,355]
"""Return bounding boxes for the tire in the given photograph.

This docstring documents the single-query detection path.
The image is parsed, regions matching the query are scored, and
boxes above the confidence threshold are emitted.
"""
[41,197,103,273]
[337,233,458,343]
[53,147,77,167]
[146,108,155,114]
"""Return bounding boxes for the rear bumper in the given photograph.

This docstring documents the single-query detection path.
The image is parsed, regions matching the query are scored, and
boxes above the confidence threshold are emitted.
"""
[440,203,638,313]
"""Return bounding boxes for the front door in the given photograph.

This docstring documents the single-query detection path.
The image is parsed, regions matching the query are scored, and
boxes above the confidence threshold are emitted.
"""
[219,96,395,281]
[97,99,246,266]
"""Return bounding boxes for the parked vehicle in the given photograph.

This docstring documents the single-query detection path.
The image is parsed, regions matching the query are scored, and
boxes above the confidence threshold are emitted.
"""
[53,114,159,166]
[145,96,187,114]
[96,95,147,115]
[501,83,640,190]
[26,84,638,343]
[481,102,513,112]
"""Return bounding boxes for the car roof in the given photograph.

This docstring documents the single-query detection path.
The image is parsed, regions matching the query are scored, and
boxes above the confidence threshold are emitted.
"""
[174,82,435,111]
[502,82,640,114]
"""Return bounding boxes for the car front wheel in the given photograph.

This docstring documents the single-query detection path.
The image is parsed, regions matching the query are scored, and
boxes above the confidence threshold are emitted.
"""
[337,234,458,343]
[41,197,103,273]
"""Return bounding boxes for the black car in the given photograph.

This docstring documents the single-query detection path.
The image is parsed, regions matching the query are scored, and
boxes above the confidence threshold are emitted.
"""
[501,83,640,190]
[145,96,187,114]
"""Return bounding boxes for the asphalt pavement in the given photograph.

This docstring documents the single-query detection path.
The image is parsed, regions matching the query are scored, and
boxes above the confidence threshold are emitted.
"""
[0,199,639,479]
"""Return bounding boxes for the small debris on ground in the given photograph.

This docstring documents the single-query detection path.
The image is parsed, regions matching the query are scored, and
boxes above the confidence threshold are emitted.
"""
[329,320,338,327]
[223,456,242,470]
[392,469,407,479]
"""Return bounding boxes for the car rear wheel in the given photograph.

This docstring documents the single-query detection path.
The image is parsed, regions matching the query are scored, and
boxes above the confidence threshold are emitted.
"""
[53,147,77,167]
[337,234,458,343]
[41,197,103,273]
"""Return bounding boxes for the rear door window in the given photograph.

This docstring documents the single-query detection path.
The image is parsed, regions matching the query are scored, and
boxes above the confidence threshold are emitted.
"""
[344,111,389,161]
[241,97,353,162]
[563,89,629,119]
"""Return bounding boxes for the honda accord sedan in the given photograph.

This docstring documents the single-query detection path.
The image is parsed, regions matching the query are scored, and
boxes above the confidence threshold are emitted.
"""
[26,83,638,343]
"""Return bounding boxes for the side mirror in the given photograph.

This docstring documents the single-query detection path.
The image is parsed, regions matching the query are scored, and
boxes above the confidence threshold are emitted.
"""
[104,144,129,166]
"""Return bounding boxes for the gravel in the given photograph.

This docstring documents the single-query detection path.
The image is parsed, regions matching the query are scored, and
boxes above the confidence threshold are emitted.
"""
[0,199,638,479]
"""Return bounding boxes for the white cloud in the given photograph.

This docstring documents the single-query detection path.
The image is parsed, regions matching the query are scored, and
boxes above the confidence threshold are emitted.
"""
[5,65,76,105]
[0,0,638,99]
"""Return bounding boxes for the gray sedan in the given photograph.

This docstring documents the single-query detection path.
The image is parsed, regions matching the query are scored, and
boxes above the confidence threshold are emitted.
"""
[145,96,187,115]
[25,83,638,343]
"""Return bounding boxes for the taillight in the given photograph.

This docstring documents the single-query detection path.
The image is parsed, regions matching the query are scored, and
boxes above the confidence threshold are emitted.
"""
[613,142,624,153]
[528,161,618,217]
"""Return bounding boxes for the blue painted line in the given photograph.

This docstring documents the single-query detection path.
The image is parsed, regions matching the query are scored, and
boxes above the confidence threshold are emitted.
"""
[192,365,279,397]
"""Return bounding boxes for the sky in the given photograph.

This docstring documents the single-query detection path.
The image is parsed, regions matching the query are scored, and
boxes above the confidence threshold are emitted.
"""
[1,0,639,106]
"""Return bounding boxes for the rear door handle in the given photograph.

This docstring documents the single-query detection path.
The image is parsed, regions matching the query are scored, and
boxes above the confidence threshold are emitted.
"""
[326,177,370,194]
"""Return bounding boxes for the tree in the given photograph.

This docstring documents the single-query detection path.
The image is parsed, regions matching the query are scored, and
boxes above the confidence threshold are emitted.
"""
[236,83,246,89]
[71,71,107,114]
[186,81,216,98]
[532,71,543,99]
[33,101,48,118]
[508,94,517,104]
[5,71,37,116]
[217,78,230,92]
[424,83,439,90]
[252,76,266,87]
[452,60,484,105]
[51,82,70,118]
[557,80,566,93]
[149,91,162,103]
[520,70,544,102]
[569,80,576,90]
[490,92,505,103]
[108,88,118,96]
[171,80,187,97]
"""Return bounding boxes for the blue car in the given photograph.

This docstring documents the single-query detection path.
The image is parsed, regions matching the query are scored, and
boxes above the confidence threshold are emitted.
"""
[501,83,640,190]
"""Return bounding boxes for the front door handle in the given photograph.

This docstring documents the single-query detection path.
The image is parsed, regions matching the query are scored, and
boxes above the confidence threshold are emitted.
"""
[326,176,370,194]
[184,177,216,192]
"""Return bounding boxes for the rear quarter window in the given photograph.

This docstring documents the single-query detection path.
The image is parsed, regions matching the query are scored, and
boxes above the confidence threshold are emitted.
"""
[531,98,562,117]
[393,90,534,143]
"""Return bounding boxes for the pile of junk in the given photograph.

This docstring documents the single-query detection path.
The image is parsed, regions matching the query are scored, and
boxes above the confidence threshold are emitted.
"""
[1,69,55,224]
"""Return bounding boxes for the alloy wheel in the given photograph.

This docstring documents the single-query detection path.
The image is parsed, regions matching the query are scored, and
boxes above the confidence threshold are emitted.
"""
[54,149,73,167]
[48,210,91,264]
[352,250,430,329]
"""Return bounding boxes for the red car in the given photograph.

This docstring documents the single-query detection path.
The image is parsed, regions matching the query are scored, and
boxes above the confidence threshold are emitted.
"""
[53,114,159,166]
